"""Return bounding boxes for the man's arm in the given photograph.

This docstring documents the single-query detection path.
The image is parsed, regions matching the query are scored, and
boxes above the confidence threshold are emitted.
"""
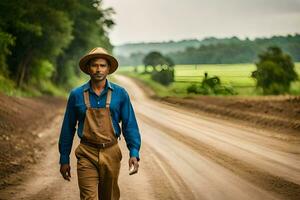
[58,91,77,180]
[120,88,141,174]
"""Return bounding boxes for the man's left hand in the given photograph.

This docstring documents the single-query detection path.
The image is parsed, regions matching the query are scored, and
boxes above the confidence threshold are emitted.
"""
[128,157,139,175]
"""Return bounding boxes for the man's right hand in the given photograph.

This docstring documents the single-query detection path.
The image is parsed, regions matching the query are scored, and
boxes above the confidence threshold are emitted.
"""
[60,164,71,181]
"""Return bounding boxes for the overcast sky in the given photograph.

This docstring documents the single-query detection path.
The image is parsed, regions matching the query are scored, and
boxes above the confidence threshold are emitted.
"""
[102,0,300,45]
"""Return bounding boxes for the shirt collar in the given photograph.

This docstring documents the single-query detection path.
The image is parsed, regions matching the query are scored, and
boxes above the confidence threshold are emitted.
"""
[83,79,114,92]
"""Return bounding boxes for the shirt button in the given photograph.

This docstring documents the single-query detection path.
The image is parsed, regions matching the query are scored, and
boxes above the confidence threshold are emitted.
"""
[97,101,100,104]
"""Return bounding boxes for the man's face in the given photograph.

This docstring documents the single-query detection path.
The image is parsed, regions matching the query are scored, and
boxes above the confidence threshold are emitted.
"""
[88,58,110,81]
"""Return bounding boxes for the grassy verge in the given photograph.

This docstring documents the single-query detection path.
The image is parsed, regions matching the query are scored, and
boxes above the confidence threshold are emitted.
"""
[116,70,257,97]
[116,71,185,97]
[0,73,90,98]
[118,63,300,97]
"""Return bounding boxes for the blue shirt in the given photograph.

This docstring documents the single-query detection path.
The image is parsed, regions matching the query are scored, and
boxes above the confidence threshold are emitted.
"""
[58,79,141,164]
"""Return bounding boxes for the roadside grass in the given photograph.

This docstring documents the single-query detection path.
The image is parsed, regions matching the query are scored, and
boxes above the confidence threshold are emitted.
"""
[2,62,297,98]
[116,71,175,97]
[0,74,45,97]
[0,73,90,98]
[117,63,300,96]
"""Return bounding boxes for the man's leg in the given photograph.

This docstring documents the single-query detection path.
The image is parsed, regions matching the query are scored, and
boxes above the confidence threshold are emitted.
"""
[98,144,122,200]
[76,145,100,200]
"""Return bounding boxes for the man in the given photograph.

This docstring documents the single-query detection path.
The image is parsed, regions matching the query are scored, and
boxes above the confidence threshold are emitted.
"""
[58,47,141,200]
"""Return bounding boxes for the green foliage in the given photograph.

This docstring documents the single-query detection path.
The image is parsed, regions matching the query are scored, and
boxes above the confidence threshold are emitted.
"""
[187,74,236,95]
[151,68,175,86]
[202,75,220,88]
[187,84,201,94]
[143,51,174,72]
[117,71,173,97]
[30,59,55,83]
[251,46,298,94]
[116,34,300,66]
[142,51,175,85]
[119,63,300,96]
[53,0,114,87]
[0,30,15,75]
[143,52,165,66]
[55,60,78,89]
[0,74,16,94]
[0,0,115,95]
[6,1,75,87]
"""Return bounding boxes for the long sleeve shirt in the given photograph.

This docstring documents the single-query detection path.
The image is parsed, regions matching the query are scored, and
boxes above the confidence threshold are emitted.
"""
[58,79,141,164]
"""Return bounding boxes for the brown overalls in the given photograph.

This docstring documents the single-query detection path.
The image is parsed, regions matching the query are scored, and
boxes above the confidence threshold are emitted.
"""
[74,88,122,200]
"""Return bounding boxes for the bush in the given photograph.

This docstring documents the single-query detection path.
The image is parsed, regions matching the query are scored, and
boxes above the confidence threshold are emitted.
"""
[187,75,237,95]
[187,84,199,94]
[0,31,15,75]
[251,46,298,94]
[151,68,174,86]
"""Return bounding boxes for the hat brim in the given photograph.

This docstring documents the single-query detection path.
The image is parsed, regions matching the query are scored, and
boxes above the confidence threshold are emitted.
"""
[79,53,118,75]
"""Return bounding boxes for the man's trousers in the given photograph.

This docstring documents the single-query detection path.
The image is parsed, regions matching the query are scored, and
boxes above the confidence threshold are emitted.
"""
[75,143,122,200]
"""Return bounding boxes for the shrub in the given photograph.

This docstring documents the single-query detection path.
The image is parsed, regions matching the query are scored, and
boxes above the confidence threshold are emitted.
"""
[151,68,174,86]
[251,46,298,94]
[187,74,237,95]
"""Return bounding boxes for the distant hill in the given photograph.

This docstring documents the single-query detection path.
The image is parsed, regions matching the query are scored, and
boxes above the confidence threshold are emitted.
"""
[114,34,300,66]
[114,37,241,57]
[114,39,200,57]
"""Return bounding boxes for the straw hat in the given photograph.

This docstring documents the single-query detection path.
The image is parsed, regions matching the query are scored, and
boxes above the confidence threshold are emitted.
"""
[79,47,118,74]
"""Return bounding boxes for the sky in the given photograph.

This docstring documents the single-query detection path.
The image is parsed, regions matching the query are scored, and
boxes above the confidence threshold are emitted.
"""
[102,0,300,45]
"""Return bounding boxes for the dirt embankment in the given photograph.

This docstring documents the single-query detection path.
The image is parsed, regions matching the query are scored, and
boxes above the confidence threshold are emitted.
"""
[129,76,300,137]
[162,96,300,136]
[0,93,65,189]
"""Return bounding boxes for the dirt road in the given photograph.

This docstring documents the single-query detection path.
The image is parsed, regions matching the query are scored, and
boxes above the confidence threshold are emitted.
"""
[1,75,299,200]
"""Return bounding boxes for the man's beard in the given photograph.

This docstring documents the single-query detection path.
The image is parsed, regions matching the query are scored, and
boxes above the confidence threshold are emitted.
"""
[92,73,106,81]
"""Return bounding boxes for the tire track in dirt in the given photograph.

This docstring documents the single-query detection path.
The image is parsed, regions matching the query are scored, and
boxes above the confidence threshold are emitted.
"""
[116,74,300,199]
[137,113,300,200]
[118,120,198,200]
[120,130,193,200]
[138,116,279,200]
[134,100,300,184]
[119,139,192,200]
[143,144,196,200]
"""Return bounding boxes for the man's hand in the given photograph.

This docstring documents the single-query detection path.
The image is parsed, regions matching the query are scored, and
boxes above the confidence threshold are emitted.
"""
[128,157,139,175]
[60,164,71,181]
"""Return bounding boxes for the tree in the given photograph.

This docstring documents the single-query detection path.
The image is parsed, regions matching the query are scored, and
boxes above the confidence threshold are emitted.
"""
[0,0,115,91]
[251,46,298,94]
[1,0,73,87]
[53,0,115,88]
[143,51,175,85]
[143,51,165,73]
[0,30,15,75]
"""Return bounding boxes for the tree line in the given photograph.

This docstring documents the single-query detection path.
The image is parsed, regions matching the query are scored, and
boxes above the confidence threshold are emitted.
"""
[118,34,300,66]
[0,0,114,92]
[142,46,298,95]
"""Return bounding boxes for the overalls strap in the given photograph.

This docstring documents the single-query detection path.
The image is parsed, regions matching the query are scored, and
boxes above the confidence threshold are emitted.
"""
[106,89,112,108]
[83,90,91,108]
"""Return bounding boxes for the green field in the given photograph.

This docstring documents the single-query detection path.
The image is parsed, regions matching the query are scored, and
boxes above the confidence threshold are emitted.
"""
[117,63,300,96]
